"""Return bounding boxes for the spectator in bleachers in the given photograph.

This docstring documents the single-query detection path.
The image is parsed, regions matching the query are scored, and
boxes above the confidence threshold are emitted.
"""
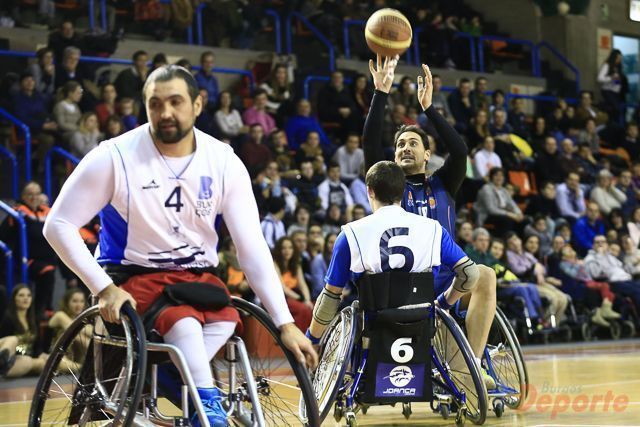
[322,203,344,236]
[273,236,313,331]
[240,124,272,170]
[54,46,88,92]
[288,205,311,236]
[447,77,473,133]
[291,230,312,286]
[317,70,359,138]
[70,112,103,158]
[151,53,168,71]
[259,64,292,120]
[104,114,125,139]
[48,20,82,63]
[390,76,420,112]
[214,90,247,142]
[558,138,581,178]
[431,74,454,124]
[628,206,640,247]
[573,202,606,256]
[217,237,253,302]
[318,163,354,216]
[295,131,326,176]
[352,204,367,220]
[620,235,640,278]
[488,90,506,121]
[194,89,217,137]
[505,232,569,323]
[12,72,56,169]
[526,181,561,219]
[95,83,117,131]
[456,221,474,248]
[268,129,297,178]
[524,234,545,262]
[575,90,608,127]
[349,167,371,214]
[577,117,600,153]
[47,288,89,369]
[260,196,286,250]
[118,97,139,131]
[535,137,564,184]
[466,109,490,151]
[525,214,554,257]
[0,285,46,378]
[470,76,488,112]
[590,169,627,216]
[508,98,529,139]
[530,116,549,154]
[291,160,322,212]
[575,142,600,184]
[264,161,297,214]
[617,169,639,217]
[195,51,219,109]
[608,208,627,237]
[114,50,149,105]
[473,136,501,180]
[285,99,330,151]
[475,167,524,235]
[309,232,337,300]
[585,235,640,308]
[242,89,276,135]
[597,49,625,124]
[53,80,83,144]
[490,108,521,168]
[28,47,55,101]
[382,103,415,144]
[622,122,640,160]
[175,58,192,72]
[332,132,364,184]
[466,227,495,265]
[352,73,373,120]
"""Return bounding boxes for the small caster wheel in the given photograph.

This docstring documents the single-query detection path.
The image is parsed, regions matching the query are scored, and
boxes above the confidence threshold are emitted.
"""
[609,321,622,340]
[581,323,593,341]
[345,412,357,427]
[439,403,450,419]
[333,404,344,422]
[455,410,466,427]
[402,402,411,419]
[493,398,504,418]
[360,405,368,415]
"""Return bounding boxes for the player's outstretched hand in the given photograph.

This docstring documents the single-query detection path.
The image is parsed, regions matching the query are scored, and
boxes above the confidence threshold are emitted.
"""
[280,322,319,370]
[97,283,137,323]
[369,53,399,94]
[417,63,433,111]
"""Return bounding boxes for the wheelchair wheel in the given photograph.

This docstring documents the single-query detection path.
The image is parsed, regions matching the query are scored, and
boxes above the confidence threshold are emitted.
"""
[210,297,320,427]
[308,305,356,422]
[484,307,529,409]
[432,307,488,425]
[29,303,147,426]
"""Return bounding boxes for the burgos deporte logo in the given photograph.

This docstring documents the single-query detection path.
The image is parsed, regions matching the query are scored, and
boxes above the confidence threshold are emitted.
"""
[385,366,415,387]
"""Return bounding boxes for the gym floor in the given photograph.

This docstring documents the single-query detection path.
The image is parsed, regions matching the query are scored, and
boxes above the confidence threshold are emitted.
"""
[1,339,639,426]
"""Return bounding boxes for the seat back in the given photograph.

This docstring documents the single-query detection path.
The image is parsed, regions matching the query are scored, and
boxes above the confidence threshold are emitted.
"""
[357,271,434,312]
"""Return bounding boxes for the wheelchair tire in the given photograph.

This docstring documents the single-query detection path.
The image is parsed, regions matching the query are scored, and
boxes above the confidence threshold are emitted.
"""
[29,303,147,427]
[219,297,320,427]
[433,307,488,425]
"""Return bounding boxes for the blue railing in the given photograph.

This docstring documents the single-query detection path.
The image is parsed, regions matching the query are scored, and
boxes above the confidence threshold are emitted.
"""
[0,201,28,285]
[0,108,32,183]
[412,30,477,71]
[0,145,19,200]
[534,41,581,96]
[343,20,412,64]
[265,9,282,54]
[44,147,80,201]
[477,35,536,75]
[286,12,335,71]
[0,240,14,294]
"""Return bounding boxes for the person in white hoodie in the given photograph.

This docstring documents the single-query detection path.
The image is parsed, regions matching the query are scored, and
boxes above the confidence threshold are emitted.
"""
[590,169,627,216]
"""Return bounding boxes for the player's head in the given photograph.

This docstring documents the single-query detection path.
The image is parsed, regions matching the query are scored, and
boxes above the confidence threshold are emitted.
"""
[365,161,405,209]
[143,65,202,145]
[393,124,430,175]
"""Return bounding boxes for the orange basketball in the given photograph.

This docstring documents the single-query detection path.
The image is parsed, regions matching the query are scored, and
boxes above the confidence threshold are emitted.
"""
[365,8,413,57]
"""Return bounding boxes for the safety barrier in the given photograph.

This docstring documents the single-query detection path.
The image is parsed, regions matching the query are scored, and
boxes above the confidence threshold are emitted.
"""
[0,107,32,183]
[264,9,283,54]
[534,41,581,96]
[44,147,80,201]
[0,240,14,294]
[0,201,28,285]
[0,145,19,200]
[286,12,335,71]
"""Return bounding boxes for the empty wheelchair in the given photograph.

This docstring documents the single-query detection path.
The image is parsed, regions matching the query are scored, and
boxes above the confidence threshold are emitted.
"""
[308,272,488,427]
[29,297,320,426]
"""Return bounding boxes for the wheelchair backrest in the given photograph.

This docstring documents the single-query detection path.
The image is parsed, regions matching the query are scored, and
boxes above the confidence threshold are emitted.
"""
[357,271,434,312]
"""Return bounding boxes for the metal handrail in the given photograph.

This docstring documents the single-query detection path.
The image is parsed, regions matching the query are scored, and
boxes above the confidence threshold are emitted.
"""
[264,9,282,54]
[0,240,14,294]
[0,107,31,183]
[453,32,477,72]
[477,35,536,74]
[535,41,581,96]
[0,145,18,200]
[286,12,335,71]
[0,201,27,285]
[44,147,80,201]
[344,19,412,64]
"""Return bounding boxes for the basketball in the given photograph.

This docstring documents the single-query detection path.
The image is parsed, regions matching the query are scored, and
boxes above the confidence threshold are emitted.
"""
[364,8,413,57]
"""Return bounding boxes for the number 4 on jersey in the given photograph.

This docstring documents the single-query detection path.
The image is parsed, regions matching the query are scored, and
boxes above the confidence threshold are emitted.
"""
[165,186,184,212]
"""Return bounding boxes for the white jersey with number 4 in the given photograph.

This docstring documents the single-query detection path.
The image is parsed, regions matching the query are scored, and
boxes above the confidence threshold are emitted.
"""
[98,123,226,269]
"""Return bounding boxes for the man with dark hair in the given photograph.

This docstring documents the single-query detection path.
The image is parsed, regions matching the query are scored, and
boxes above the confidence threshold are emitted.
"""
[260,197,286,249]
[447,77,473,132]
[195,51,219,108]
[44,64,316,427]
[470,76,488,112]
[239,124,272,170]
[364,56,497,385]
[114,50,149,104]
[318,163,354,216]
[242,89,276,134]
[317,70,359,138]
[291,160,322,212]
[48,20,83,63]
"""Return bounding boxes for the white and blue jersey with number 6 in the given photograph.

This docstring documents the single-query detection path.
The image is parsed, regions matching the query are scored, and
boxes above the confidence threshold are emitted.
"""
[324,204,466,289]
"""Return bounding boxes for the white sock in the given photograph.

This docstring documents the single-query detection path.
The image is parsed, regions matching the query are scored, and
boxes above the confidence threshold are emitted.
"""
[163,317,213,388]
[203,321,237,360]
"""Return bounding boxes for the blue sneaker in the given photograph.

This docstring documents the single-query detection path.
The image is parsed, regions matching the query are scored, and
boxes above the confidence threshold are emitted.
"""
[191,387,227,427]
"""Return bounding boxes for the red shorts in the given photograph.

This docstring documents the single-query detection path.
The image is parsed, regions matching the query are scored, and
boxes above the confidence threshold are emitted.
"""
[121,270,241,336]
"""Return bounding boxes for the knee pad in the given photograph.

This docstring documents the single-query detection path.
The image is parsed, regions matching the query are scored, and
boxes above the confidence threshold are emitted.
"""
[452,258,480,294]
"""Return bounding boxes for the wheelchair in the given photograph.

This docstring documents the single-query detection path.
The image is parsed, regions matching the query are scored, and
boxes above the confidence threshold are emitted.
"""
[29,297,320,427]
[308,272,489,427]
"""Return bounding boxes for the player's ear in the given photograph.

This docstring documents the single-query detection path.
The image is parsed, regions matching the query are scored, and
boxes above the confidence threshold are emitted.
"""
[193,93,203,116]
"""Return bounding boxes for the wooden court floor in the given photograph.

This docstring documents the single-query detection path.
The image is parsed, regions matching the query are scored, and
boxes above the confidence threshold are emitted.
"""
[1,339,639,426]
